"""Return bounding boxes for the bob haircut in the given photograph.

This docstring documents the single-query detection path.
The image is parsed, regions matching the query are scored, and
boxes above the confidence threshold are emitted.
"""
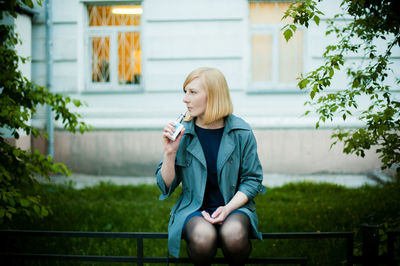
[183,67,233,124]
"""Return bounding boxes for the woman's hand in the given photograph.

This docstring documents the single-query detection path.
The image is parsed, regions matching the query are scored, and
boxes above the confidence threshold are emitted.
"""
[163,122,185,154]
[201,206,232,225]
[201,192,249,224]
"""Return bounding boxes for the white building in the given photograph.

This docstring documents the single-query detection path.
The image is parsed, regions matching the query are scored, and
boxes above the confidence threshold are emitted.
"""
[26,0,399,176]
[1,6,35,151]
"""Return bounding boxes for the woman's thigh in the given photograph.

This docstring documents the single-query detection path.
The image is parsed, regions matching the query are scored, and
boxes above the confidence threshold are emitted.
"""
[182,215,218,243]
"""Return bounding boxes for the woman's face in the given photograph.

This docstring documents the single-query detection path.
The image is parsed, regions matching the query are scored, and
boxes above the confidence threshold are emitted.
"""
[183,77,207,119]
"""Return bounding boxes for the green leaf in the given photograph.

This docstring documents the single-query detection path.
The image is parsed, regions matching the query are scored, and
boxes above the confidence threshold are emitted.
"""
[24,0,34,8]
[20,198,30,207]
[34,205,41,215]
[298,79,309,89]
[310,90,316,100]
[283,29,293,42]
[313,15,320,26]
[352,78,360,88]
[329,68,334,78]
[73,99,82,107]
[41,207,49,216]
[9,198,15,207]
[12,149,20,157]
[7,206,17,214]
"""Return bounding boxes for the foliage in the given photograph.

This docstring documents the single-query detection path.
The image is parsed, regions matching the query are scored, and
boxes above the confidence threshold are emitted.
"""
[282,0,400,173]
[0,0,90,223]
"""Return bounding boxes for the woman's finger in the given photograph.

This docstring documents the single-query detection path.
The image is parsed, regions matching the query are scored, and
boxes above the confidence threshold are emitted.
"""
[213,212,227,224]
[211,207,222,218]
[163,132,172,139]
[164,124,174,134]
[201,210,211,219]
[213,217,224,224]
[201,211,214,224]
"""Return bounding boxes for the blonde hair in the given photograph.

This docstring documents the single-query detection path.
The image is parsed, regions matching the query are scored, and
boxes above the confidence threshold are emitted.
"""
[183,67,233,124]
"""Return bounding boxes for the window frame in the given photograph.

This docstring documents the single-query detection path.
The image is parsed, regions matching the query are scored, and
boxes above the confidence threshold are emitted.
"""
[84,3,143,92]
[248,2,307,93]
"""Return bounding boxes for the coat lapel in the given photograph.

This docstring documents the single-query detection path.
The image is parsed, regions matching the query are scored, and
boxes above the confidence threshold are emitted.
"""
[217,131,235,184]
[186,135,207,169]
[182,120,207,169]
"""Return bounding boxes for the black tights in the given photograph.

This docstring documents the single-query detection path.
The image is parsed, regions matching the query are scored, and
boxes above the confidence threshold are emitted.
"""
[183,213,252,266]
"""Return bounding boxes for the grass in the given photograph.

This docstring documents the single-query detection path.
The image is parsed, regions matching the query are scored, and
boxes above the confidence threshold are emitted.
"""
[2,180,400,265]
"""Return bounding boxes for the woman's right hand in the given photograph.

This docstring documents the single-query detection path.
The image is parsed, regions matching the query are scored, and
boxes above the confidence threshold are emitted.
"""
[162,122,185,154]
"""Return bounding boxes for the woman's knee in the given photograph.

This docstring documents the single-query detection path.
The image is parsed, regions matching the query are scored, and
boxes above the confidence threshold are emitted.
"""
[192,225,217,247]
[185,218,218,254]
[220,214,250,251]
[221,226,248,249]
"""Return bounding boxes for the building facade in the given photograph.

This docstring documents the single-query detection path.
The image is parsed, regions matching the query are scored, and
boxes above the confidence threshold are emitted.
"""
[28,0,399,176]
[1,7,34,151]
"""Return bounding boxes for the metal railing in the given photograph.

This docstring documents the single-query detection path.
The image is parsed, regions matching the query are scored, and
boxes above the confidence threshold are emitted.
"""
[1,228,399,265]
[388,231,400,264]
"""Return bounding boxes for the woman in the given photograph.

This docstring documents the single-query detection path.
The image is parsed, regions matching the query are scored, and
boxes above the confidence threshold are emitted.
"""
[155,67,266,265]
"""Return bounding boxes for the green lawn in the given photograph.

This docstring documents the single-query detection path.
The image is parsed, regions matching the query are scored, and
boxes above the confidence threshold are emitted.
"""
[2,180,400,265]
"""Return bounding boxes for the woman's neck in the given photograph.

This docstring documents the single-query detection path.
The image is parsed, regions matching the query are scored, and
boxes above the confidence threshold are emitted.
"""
[195,117,225,129]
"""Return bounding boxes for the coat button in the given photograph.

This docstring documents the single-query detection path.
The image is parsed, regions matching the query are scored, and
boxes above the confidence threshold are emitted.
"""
[229,157,233,164]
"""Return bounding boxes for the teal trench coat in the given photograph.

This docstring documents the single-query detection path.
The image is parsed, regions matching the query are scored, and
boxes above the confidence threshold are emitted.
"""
[155,114,266,258]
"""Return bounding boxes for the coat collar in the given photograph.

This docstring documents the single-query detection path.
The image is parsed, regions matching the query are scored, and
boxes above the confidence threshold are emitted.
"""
[182,114,251,136]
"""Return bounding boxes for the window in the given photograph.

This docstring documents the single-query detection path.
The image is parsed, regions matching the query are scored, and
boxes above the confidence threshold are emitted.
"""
[249,1,304,90]
[87,4,142,91]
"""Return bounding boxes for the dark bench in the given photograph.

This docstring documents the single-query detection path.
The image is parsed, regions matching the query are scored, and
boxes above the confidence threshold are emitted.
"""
[1,229,398,265]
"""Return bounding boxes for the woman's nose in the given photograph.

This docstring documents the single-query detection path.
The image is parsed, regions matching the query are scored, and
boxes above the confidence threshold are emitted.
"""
[183,94,189,103]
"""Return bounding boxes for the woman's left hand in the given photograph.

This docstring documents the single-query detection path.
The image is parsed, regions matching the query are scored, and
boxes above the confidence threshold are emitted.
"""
[201,206,231,224]
[202,192,248,224]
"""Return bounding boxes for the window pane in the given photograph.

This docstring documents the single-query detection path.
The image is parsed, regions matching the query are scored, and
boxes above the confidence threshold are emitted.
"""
[88,5,141,26]
[118,32,141,85]
[249,3,292,24]
[88,4,142,88]
[252,34,272,82]
[279,30,303,83]
[91,36,110,83]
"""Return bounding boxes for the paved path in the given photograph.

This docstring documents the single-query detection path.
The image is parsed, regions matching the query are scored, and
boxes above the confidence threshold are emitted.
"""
[41,171,391,190]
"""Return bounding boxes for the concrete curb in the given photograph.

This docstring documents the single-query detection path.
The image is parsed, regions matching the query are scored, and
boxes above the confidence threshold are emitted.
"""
[39,172,392,190]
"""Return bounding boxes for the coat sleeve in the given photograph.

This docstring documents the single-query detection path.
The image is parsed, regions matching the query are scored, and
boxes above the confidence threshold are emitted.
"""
[237,130,267,201]
[155,156,181,200]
